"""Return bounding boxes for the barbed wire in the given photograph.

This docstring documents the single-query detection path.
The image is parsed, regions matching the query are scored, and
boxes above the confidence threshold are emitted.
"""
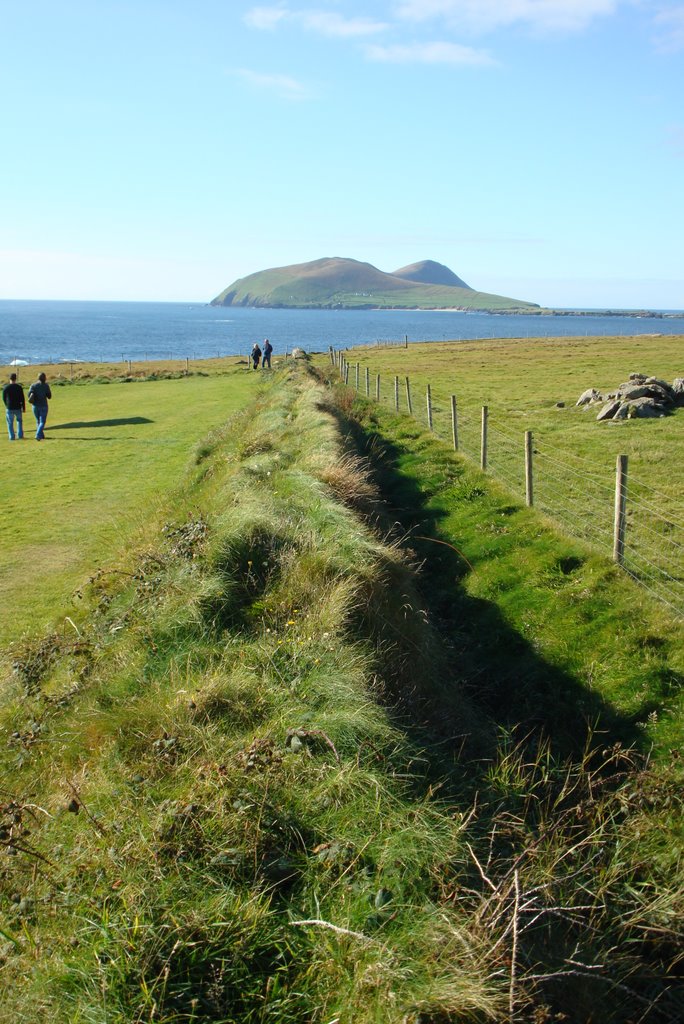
[342,360,683,617]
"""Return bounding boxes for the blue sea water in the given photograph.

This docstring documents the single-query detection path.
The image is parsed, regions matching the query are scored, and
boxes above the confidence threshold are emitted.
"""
[1,301,683,366]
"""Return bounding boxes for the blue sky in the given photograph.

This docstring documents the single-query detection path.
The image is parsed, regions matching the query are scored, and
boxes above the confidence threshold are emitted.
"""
[1,0,682,308]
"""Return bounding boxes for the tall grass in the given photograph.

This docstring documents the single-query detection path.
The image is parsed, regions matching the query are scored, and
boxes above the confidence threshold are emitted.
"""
[0,361,681,1022]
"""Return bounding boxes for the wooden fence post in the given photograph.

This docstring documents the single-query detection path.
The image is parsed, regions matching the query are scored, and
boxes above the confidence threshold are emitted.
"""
[481,406,488,471]
[394,375,399,411]
[404,334,408,349]
[405,376,413,415]
[525,430,534,506]
[355,363,359,391]
[451,395,458,451]
[375,374,380,402]
[329,346,335,366]
[426,384,433,431]
[365,367,370,397]
[344,363,349,385]
[613,454,628,565]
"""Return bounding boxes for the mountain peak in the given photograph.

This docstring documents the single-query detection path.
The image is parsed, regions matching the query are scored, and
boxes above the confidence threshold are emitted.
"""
[392,260,471,289]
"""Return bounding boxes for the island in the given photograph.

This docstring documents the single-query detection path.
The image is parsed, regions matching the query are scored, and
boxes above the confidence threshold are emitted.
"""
[210,257,539,312]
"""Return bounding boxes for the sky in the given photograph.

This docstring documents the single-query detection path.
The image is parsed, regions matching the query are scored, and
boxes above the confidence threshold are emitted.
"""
[1,0,682,309]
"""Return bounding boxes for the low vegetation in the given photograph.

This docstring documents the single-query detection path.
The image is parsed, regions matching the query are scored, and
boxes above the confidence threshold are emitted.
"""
[337,333,684,493]
[0,359,681,1022]
[333,335,684,614]
[0,360,255,644]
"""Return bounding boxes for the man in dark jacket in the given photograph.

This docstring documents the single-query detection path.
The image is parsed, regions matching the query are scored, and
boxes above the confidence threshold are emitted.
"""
[3,372,26,440]
[27,372,52,440]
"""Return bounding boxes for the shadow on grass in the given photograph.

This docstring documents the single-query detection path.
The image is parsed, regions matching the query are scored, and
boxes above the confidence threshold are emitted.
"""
[344,410,684,1024]
[331,400,645,763]
[50,417,154,429]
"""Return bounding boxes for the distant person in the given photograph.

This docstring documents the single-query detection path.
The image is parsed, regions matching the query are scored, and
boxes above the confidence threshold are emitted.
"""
[27,372,52,440]
[262,338,273,369]
[251,343,262,370]
[3,372,25,441]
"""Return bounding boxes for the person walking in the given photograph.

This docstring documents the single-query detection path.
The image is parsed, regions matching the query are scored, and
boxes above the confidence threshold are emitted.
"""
[250,343,262,370]
[262,338,273,369]
[3,372,25,440]
[27,372,52,440]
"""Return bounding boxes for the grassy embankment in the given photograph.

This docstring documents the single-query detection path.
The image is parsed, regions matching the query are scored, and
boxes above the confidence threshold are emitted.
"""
[0,359,255,645]
[0,358,682,1022]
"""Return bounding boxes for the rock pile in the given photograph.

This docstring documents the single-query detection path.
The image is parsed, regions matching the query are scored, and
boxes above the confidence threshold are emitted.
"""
[576,373,684,421]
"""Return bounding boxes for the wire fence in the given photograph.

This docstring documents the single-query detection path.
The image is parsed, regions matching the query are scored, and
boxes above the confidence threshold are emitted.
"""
[333,350,684,619]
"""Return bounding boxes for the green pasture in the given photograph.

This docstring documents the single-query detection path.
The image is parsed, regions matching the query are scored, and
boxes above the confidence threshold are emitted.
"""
[325,334,684,613]
[0,365,256,643]
[330,333,684,478]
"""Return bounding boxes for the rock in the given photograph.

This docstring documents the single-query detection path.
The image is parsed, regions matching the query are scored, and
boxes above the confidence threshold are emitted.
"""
[597,400,621,421]
[291,347,306,359]
[555,401,565,408]
[576,388,602,406]
[628,397,666,418]
[649,385,675,404]
[618,384,673,405]
[645,376,674,395]
[581,372,679,423]
[618,384,654,400]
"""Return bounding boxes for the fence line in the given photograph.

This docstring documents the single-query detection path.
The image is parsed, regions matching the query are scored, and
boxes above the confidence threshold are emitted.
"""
[339,352,683,618]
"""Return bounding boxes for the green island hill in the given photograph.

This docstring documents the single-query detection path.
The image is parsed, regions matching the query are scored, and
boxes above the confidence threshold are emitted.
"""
[210,256,539,311]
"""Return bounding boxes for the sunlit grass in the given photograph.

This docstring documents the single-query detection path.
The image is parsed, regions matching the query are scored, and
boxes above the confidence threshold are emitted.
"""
[0,365,257,643]
[0,361,681,1023]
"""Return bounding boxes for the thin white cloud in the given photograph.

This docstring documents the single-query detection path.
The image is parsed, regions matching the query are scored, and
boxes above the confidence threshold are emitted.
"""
[244,5,388,37]
[394,0,619,33]
[243,5,289,30]
[366,40,496,64]
[233,68,311,100]
[653,6,684,51]
[299,12,389,37]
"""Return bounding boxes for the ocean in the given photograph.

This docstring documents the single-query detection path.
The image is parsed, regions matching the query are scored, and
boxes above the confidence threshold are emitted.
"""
[1,300,683,366]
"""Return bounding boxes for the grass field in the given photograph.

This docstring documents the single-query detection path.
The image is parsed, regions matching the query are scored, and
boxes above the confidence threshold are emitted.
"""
[325,334,684,613]
[0,360,681,1022]
[330,333,684,478]
[0,361,257,643]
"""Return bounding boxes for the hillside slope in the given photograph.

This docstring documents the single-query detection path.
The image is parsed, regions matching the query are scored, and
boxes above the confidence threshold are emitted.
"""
[392,259,471,289]
[211,256,537,311]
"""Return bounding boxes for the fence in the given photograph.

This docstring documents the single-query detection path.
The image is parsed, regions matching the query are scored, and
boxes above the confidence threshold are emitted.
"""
[330,348,684,619]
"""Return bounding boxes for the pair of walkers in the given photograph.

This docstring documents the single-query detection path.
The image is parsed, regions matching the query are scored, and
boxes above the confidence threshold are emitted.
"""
[251,339,273,370]
[3,372,52,441]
